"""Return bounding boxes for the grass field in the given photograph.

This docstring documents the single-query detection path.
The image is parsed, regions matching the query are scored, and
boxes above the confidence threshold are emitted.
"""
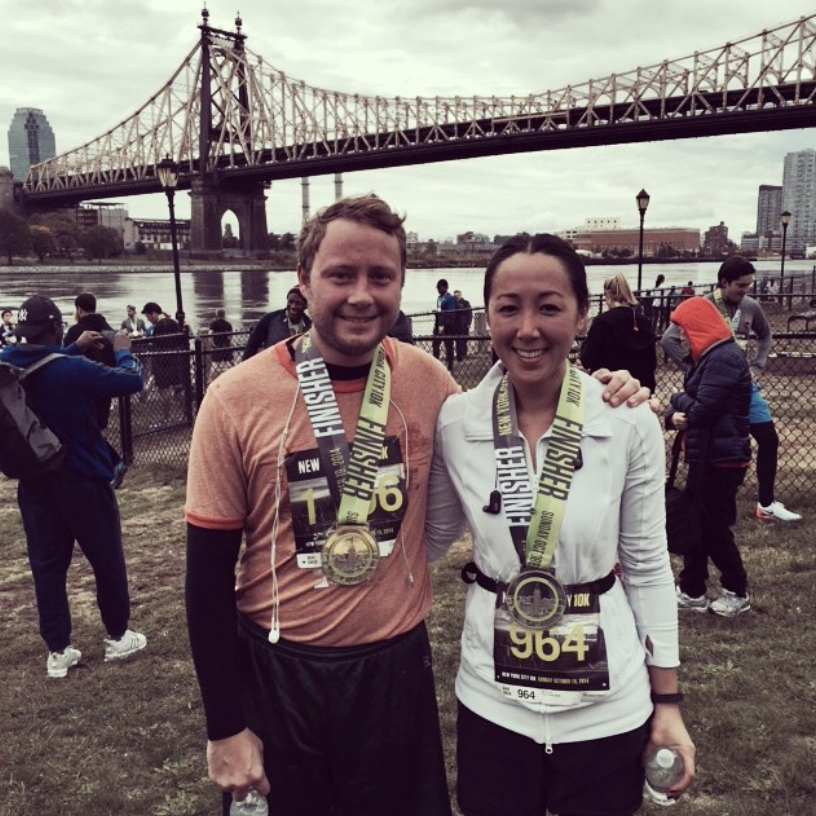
[1,466,815,816]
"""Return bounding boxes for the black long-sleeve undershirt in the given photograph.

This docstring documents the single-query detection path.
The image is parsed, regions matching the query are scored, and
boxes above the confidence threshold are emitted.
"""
[185,523,245,741]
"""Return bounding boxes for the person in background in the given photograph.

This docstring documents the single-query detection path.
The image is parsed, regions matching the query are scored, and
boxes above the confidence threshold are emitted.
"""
[580,272,657,392]
[121,304,146,336]
[432,278,456,371]
[666,297,752,617]
[388,309,414,344]
[242,287,311,360]
[141,302,186,422]
[452,289,473,363]
[208,308,234,376]
[1,296,147,678]
[64,292,115,347]
[680,281,695,300]
[1,308,16,346]
[661,257,801,522]
[426,234,694,816]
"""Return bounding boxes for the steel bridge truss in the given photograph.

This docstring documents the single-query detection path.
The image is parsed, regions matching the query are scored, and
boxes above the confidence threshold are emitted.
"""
[24,13,816,198]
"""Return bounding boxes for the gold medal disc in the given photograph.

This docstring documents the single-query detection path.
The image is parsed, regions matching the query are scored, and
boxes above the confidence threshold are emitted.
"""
[505,569,567,630]
[322,525,379,585]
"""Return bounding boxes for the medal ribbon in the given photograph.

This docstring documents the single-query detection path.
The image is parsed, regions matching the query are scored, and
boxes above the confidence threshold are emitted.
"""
[294,333,391,526]
[491,365,585,570]
[712,289,742,338]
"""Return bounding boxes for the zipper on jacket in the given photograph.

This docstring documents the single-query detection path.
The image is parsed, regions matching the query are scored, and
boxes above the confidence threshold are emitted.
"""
[544,713,554,754]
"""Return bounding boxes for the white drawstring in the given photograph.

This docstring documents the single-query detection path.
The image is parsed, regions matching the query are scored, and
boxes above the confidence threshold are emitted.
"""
[268,381,301,644]
[391,398,414,587]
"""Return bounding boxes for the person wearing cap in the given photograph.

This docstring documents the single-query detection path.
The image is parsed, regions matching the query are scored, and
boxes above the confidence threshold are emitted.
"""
[241,287,312,361]
[1,296,147,678]
[665,296,752,618]
[141,302,186,421]
[121,304,146,337]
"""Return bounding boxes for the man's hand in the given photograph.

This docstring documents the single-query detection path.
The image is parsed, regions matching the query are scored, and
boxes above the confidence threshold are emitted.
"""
[647,705,696,798]
[671,411,688,430]
[207,728,270,800]
[591,368,650,408]
[113,329,132,352]
[75,330,104,351]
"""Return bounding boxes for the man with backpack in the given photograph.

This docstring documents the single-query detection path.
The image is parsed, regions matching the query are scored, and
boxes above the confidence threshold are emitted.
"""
[0,295,147,678]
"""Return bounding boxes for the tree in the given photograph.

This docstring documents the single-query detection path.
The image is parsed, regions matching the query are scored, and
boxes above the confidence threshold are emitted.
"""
[267,232,281,251]
[29,225,57,262]
[79,225,122,262]
[222,223,240,249]
[279,232,295,251]
[30,212,80,258]
[0,210,32,264]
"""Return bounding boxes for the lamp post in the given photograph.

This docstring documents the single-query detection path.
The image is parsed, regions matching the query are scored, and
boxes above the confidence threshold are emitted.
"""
[157,155,184,328]
[779,210,791,304]
[636,188,650,292]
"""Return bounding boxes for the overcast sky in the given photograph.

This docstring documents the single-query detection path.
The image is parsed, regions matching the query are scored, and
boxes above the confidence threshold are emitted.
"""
[2,0,816,241]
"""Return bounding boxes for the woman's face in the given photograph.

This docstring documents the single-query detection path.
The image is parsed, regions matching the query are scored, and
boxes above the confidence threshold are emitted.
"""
[487,252,587,392]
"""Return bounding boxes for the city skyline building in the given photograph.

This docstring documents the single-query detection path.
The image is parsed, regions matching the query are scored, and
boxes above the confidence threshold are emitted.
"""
[782,148,816,252]
[7,108,56,181]
[756,184,782,237]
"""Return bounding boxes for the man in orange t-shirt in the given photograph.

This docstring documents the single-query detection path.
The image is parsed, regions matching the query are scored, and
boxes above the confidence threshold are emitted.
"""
[185,195,648,816]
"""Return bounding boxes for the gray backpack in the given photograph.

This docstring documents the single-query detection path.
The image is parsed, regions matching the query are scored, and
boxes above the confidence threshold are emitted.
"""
[0,353,65,479]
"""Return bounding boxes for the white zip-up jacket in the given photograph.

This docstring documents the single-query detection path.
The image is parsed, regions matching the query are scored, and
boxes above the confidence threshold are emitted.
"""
[426,364,678,748]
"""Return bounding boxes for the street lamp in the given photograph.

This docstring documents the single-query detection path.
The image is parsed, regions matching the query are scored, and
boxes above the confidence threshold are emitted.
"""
[780,210,791,301]
[636,188,650,292]
[157,155,184,328]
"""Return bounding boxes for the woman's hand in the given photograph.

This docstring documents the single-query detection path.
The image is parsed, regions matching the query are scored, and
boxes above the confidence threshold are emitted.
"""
[647,705,696,799]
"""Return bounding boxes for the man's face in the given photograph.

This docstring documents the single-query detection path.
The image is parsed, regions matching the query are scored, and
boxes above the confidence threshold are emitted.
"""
[454,290,463,302]
[286,294,306,323]
[720,273,753,305]
[437,283,447,296]
[127,307,136,319]
[298,219,402,366]
[145,311,159,325]
[2,311,11,326]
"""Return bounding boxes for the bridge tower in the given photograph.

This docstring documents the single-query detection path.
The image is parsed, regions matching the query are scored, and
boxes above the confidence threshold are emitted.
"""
[190,9,268,258]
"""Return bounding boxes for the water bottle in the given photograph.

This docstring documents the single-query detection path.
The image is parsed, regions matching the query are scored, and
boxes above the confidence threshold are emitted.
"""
[644,747,683,807]
[229,789,269,816]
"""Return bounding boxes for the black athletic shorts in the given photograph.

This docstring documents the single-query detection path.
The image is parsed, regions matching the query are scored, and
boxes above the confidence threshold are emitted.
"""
[222,616,452,816]
[457,702,650,816]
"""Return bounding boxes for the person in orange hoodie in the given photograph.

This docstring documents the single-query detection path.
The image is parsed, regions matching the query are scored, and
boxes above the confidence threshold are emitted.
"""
[666,297,752,618]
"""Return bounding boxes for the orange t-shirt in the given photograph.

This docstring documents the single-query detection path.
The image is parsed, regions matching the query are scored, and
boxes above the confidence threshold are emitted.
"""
[185,336,459,647]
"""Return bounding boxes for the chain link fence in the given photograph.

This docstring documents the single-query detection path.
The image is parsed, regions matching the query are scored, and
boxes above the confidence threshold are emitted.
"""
[113,287,816,500]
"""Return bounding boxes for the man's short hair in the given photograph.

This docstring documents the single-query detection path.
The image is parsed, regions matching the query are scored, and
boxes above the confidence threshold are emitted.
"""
[297,194,407,280]
[437,279,449,289]
[215,308,226,318]
[75,292,96,313]
[718,256,756,285]
[142,301,162,315]
[286,287,306,304]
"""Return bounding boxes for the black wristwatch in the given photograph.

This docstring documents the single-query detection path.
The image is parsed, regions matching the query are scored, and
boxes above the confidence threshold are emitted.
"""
[651,691,684,705]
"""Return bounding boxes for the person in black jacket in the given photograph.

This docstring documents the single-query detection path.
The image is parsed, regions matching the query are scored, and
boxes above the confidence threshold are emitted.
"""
[580,273,657,392]
[242,288,311,361]
[665,297,752,618]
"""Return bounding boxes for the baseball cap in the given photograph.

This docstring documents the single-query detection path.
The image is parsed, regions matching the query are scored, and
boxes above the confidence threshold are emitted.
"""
[15,296,63,340]
[141,302,162,315]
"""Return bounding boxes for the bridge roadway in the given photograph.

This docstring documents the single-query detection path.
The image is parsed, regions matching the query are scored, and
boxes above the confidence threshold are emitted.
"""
[24,81,816,209]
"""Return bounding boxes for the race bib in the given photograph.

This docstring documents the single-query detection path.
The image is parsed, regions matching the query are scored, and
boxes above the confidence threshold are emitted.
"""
[286,436,408,569]
[493,588,610,706]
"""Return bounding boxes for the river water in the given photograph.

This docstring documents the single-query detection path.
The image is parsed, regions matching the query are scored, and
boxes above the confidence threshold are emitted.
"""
[0,259,810,332]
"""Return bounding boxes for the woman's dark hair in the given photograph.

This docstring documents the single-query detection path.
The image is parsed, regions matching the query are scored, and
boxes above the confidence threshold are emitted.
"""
[483,233,589,313]
[718,256,756,285]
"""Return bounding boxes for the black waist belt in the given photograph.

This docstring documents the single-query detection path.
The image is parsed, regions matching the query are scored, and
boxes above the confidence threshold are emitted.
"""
[461,561,616,600]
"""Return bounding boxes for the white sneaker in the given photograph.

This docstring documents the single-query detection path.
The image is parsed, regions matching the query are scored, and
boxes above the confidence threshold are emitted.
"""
[709,589,751,618]
[676,586,709,613]
[756,501,802,522]
[104,629,147,662]
[47,646,82,678]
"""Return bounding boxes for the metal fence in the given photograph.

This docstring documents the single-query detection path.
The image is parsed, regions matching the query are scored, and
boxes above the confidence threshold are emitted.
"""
[112,289,816,501]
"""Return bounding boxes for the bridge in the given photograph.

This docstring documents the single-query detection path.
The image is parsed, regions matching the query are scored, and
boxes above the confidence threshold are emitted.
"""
[20,9,816,255]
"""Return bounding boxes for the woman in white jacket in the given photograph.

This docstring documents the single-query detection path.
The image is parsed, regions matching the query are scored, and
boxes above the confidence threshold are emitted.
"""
[426,234,694,816]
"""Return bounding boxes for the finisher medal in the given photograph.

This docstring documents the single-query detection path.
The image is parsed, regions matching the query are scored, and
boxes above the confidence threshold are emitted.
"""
[321,524,380,586]
[504,569,567,630]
